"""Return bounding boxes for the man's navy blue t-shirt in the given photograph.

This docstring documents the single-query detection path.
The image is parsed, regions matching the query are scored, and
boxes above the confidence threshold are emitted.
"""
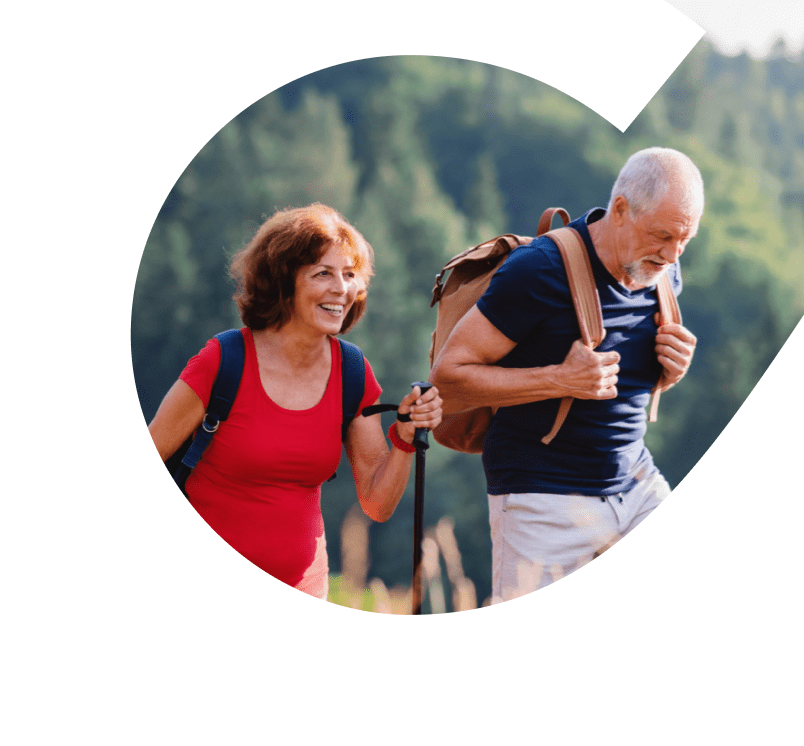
[476,208,682,497]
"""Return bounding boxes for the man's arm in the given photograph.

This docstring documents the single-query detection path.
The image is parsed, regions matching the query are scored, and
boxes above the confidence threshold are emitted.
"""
[430,305,621,415]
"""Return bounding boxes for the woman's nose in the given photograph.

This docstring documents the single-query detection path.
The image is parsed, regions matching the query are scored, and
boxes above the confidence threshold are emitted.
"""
[330,274,348,293]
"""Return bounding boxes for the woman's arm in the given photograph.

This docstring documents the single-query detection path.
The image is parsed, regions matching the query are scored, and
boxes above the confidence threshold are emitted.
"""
[148,379,206,462]
[344,385,442,523]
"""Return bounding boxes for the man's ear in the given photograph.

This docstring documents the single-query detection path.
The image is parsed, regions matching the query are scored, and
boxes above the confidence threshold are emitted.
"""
[610,195,630,226]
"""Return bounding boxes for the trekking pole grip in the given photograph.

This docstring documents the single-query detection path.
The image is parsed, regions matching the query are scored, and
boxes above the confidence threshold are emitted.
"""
[411,382,432,450]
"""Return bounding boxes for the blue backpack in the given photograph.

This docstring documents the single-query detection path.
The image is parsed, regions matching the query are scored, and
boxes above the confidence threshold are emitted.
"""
[165,329,367,495]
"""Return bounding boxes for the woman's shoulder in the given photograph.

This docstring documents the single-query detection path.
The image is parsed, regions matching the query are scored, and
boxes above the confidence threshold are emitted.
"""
[183,336,221,371]
[194,327,249,358]
[179,328,248,402]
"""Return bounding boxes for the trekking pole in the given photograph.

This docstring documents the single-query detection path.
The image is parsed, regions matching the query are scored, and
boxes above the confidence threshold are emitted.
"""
[410,381,432,615]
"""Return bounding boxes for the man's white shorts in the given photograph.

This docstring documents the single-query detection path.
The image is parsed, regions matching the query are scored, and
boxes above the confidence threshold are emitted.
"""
[488,471,671,602]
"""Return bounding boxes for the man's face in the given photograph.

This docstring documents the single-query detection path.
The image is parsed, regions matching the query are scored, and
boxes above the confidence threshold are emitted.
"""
[617,193,701,287]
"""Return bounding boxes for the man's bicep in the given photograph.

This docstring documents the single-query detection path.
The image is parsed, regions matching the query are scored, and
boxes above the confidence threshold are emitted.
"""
[435,305,517,369]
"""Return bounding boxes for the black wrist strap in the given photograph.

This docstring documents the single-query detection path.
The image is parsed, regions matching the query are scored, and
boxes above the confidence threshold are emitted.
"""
[361,403,411,422]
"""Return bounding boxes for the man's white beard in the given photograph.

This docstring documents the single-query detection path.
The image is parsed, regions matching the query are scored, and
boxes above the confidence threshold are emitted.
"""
[623,258,669,288]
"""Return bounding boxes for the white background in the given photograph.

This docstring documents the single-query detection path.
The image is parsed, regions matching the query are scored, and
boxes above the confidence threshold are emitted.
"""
[668,0,804,55]
[0,0,804,744]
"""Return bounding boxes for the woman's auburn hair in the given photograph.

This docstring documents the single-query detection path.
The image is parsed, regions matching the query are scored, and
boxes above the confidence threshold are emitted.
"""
[229,203,375,334]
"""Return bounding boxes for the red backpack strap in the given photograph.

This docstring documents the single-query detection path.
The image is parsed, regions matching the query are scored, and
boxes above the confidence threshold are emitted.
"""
[540,227,605,445]
[647,273,682,422]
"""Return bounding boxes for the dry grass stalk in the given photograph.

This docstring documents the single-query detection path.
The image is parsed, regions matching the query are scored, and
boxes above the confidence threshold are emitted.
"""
[341,503,370,606]
[453,577,477,612]
[385,585,414,615]
[368,578,392,614]
[422,533,446,614]
[434,517,464,584]
[434,517,477,613]
[336,508,483,614]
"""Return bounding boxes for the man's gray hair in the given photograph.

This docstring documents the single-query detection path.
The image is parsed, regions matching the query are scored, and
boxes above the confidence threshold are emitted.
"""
[607,147,704,216]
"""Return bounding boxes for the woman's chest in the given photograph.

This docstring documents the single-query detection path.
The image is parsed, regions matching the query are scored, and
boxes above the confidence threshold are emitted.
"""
[257,366,332,410]
[204,373,343,487]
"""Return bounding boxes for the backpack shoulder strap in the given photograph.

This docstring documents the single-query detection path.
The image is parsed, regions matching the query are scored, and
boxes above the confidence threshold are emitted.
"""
[655,272,682,326]
[540,226,605,445]
[546,227,605,349]
[647,273,682,422]
[208,329,247,421]
[338,338,366,442]
[180,329,246,471]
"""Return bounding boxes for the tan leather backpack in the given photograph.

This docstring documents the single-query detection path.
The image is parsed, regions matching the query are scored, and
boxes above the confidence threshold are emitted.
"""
[428,208,680,454]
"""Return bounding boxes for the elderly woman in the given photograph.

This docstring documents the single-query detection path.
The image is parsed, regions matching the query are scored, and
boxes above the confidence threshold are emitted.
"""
[148,203,442,599]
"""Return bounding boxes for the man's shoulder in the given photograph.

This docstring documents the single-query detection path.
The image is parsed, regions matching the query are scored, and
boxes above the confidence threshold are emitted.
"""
[506,234,565,274]
[479,234,572,318]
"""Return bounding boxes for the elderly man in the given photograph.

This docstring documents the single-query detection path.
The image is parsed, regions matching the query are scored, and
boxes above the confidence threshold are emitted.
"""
[431,147,701,601]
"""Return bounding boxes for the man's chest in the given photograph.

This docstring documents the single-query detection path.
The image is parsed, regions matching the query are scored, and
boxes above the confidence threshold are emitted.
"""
[503,284,661,383]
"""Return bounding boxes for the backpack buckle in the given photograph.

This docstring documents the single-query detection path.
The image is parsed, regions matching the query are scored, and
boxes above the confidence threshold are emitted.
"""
[202,415,220,433]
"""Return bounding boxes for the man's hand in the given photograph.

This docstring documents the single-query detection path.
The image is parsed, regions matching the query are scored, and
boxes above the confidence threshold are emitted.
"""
[654,316,696,390]
[551,339,621,400]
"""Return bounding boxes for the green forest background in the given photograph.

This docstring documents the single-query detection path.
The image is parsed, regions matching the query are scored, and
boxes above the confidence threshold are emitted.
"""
[132,44,804,610]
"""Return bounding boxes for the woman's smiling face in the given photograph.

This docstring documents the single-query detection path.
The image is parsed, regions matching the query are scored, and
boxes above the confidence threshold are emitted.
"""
[291,243,361,337]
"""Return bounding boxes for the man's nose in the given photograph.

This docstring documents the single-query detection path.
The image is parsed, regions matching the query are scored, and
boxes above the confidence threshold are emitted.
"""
[660,241,684,263]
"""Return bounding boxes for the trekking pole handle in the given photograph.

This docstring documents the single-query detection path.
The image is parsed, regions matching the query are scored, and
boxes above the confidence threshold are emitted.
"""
[411,382,432,451]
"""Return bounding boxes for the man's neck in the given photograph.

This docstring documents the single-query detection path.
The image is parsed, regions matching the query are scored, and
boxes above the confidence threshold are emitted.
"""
[588,218,620,281]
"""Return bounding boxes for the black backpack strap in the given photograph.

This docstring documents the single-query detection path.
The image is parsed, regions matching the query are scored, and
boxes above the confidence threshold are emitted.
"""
[171,329,246,493]
[325,338,366,484]
[338,338,366,441]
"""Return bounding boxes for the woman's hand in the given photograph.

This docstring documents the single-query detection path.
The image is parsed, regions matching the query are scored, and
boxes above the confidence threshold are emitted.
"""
[394,385,443,444]
[345,384,443,522]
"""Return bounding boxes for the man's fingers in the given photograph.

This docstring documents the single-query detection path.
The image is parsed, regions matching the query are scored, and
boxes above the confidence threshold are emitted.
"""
[657,323,697,346]
[561,338,624,400]
[656,342,686,364]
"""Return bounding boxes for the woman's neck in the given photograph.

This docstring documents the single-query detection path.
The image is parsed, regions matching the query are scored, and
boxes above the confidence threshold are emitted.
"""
[251,325,330,370]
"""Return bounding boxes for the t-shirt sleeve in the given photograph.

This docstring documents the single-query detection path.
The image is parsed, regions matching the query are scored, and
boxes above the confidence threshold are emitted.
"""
[179,337,221,408]
[476,240,565,343]
[359,357,383,412]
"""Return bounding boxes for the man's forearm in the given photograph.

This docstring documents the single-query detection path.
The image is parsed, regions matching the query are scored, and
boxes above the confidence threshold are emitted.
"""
[431,361,565,415]
[432,336,622,414]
